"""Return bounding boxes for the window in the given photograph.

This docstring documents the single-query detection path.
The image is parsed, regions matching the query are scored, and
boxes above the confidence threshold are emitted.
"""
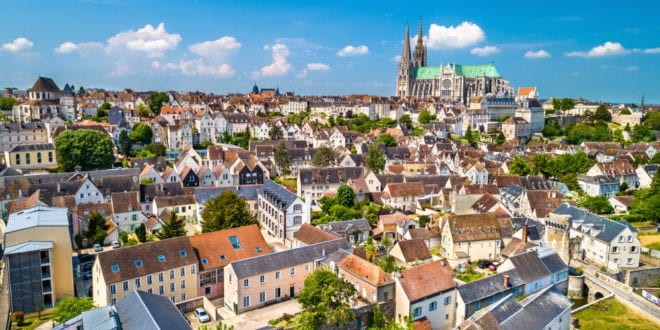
[181,293,186,301]
[25,153,30,164]
[631,246,637,253]
[444,296,452,305]
[490,295,495,303]
[305,264,310,273]
[627,258,633,264]
[110,284,117,295]
[255,247,262,252]
[202,258,208,265]
[111,298,116,305]
[170,283,175,292]
[275,287,281,298]
[171,296,175,303]
[159,285,164,294]
[180,267,185,277]
[219,254,226,261]
[290,267,296,276]
[429,301,437,311]
[204,287,211,295]
[147,288,153,294]
[111,265,120,273]
[243,296,250,308]
[180,279,186,289]
[158,255,166,262]
[37,152,42,163]
[619,236,624,242]
[475,301,481,310]
[260,291,266,303]
[179,250,187,257]
[135,259,143,268]
[244,279,250,288]
[612,246,619,253]
[159,272,164,282]
[275,271,281,280]
[170,270,175,279]
[48,152,53,162]
[191,264,196,274]
[260,275,265,284]
[123,281,129,291]
[147,275,153,285]
[229,235,242,249]
[413,306,422,317]
[628,235,633,242]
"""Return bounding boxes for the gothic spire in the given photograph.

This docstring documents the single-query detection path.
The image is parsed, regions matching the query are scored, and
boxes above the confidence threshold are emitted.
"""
[401,22,411,63]
[412,18,427,67]
[416,18,424,48]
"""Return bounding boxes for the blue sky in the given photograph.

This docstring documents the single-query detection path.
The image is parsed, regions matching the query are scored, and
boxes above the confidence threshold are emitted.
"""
[1,0,659,103]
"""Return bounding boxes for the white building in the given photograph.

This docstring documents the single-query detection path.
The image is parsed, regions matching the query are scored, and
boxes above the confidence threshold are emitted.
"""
[257,179,311,246]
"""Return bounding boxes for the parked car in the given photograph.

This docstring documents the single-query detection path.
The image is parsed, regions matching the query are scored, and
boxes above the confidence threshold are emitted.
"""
[112,241,120,249]
[93,244,103,252]
[489,262,500,271]
[477,259,492,269]
[194,308,210,323]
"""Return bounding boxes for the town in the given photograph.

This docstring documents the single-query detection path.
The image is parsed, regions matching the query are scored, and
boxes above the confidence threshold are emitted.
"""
[1,16,660,330]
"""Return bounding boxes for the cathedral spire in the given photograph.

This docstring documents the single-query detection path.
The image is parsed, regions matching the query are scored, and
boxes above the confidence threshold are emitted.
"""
[401,22,411,63]
[413,18,427,67]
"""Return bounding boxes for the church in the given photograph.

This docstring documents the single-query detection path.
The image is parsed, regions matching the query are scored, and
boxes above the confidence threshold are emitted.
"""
[396,21,513,103]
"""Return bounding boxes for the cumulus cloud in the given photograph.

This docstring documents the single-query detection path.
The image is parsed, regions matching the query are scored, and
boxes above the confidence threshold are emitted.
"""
[427,22,485,49]
[565,41,629,57]
[109,62,133,77]
[524,50,551,58]
[189,36,241,58]
[106,22,181,57]
[54,42,78,53]
[253,44,292,78]
[154,59,235,77]
[296,62,330,78]
[470,45,499,56]
[643,47,660,54]
[2,37,33,52]
[337,45,369,57]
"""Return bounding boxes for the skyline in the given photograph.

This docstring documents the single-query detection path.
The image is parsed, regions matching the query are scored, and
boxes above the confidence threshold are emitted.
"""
[1,0,659,103]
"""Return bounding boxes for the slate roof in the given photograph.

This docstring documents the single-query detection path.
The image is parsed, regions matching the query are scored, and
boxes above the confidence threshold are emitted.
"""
[7,143,55,152]
[194,185,262,205]
[338,253,393,287]
[540,253,568,275]
[79,306,119,330]
[257,179,298,209]
[457,269,524,304]
[298,167,363,185]
[498,286,572,330]
[322,218,371,234]
[229,238,352,278]
[506,251,551,283]
[30,76,61,92]
[188,224,269,271]
[115,290,191,330]
[397,260,455,303]
[550,203,636,243]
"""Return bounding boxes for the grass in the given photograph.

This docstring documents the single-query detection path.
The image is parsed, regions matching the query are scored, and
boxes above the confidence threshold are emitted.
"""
[632,221,656,227]
[14,316,51,330]
[646,242,660,250]
[639,233,660,250]
[573,298,659,330]
[454,270,484,283]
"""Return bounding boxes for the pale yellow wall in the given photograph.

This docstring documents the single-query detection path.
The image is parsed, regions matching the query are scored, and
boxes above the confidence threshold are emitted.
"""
[4,149,57,169]
[92,258,108,307]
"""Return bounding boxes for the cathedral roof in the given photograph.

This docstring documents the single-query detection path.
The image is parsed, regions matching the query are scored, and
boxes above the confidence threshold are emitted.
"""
[413,64,501,79]
[30,76,61,93]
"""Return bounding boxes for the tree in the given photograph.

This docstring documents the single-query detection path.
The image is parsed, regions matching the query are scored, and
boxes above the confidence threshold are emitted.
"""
[552,97,561,111]
[593,105,612,122]
[156,211,187,239]
[576,195,613,214]
[509,156,536,176]
[130,123,153,144]
[144,143,166,157]
[51,297,95,324]
[630,173,660,223]
[620,108,632,115]
[55,129,115,171]
[118,130,132,156]
[643,112,660,130]
[377,133,397,147]
[418,109,433,124]
[137,103,151,117]
[311,146,336,167]
[399,114,412,129]
[560,98,574,111]
[86,212,108,241]
[495,131,505,145]
[0,96,16,110]
[201,190,257,232]
[336,184,355,208]
[136,223,147,243]
[298,268,356,329]
[632,124,656,142]
[274,141,292,175]
[365,143,386,174]
[269,125,283,140]
[148,92,169,115]
[465,126,477,147]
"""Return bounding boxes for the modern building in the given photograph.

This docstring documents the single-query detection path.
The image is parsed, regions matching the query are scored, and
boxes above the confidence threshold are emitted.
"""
[3,206,74,313]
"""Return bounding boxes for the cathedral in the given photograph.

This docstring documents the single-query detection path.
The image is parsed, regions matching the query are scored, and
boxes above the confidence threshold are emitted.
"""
[396,21,513,103]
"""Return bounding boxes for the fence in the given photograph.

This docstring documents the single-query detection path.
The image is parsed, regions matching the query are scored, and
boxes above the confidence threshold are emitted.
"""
[640,248,660,266]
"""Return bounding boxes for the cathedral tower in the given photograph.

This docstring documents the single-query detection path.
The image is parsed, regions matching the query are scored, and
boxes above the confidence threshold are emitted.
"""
[412,19,427,68]
[396,23,413,98]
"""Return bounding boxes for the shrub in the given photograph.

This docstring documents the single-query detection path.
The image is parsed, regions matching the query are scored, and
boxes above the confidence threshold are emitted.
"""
[12,311,24,325]
[575,267,584,275]
[600,266,607,272]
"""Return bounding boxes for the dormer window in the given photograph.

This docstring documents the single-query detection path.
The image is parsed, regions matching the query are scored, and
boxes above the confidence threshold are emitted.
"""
[111,264,120,273]
[158,255,166,262]
[202,258,208,264]
[135,260,143,268]
[179,250,187,257]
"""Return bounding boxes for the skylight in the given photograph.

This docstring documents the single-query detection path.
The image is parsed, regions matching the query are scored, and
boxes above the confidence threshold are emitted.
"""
[255,246,262,252]
[111,264,120,273]
[229,235,242,249]
[158,255,166,262]
[202,258,208,264]
[135,259,143,268]
[219,254,226,260]
[179,250,187,257]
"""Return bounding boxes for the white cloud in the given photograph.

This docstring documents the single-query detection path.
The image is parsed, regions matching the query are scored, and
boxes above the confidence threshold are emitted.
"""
[643,47,660,54]
[253,44,292,78]
[106,22,181,57]
[626,66,639,71]
[189,36,241,58]
[109,62,133,77]
[427,22,485,49]
[2,37,33,52]
[524,50,551,58]
[337,45,369,57]
[565,41,629,57]
[156,59,235,77]
[470,45,499,56]
[392,54,401,62]
[306,62,330,71]
[54,42,78,53]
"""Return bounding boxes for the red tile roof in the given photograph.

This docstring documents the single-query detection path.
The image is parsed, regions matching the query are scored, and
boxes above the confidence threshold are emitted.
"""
[187,224,269,271]
[398,259,454,302]
[338,254,393,287]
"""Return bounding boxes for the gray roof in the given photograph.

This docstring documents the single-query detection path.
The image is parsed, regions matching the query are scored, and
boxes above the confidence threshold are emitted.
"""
[6,206,69,233]
[490,295,521,323]
[298,167,363,185]
[115,290,192,330]
[7,143,55,152]
[457,269,525,304]
[323,218,371,234]
[577,174,619,185]
[540,253,568,275]
[229,238,352,278]
[507,251,551,283]
[257,179,298,209]
[194,185,262,204]
[499,286,572,330]
[4,241,53,255]
[81,306,120,330]
[551,203,636,242]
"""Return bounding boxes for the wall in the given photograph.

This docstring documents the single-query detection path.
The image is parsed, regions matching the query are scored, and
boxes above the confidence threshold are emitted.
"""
[568,275,585,299]
[624,267,660,287]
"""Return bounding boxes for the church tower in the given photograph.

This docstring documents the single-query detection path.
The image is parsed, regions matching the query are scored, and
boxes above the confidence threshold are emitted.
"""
[396,23,413,98]
[412,19,427,68]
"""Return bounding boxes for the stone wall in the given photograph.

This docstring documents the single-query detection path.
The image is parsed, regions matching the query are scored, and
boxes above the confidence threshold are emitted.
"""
[568,275,585,299]
[624,267,660,287]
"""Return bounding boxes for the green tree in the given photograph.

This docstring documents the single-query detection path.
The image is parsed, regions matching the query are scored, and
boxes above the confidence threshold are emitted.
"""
[118,130,132,156]
[86,211,108,240]
[496,131,505,145]
[144,143,167,157]
[632,124,656,142]
[620,108,632,115]
[593,105,612,121]
[509,156,536,176]
[399,114,412,129]
[643,112,660,130]
[51,297,95,324]
[269,125,284,140]
[130,123,153,144]
[630,173,660,223]
[576,195,613,214]
[418,109,433,124]
[136,223,147,243]
[336,184,355,208]
[0,96,17,110]
[156,211,187,239]
[148,92,169,115]
[298,268,356,330]
[201,190,257,232]
[365,143,386,174]
[552,97,561,111]
[377,133,397,147]
[55,129,115,171]
[137,103,151,117]
[274,141,292,175]
[560,98,574,111]
[311,146,336,167]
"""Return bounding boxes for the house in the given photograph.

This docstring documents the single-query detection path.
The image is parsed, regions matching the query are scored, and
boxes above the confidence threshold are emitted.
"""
[578,174,620,198]
[394,260,457,330]
[517,189,563,220]
[3,143,57,171]
[257,179,311,246]
[336,253,395,310]
[297,167,364,207]
[546,204,641,271]
[390,239,433,266]
[114,290,192,329]
[4,206,74,313]
[223,238,352,314]
[404,227,442,248]
[138,164,164,184]
[292,223,341,248]
[496,251,551,295]
[635,164,657,188]
[440,213,509,265]
[179,166,200,187]
[586,159,638,189]
[456,270,525,322]
[188,225,269,299]
[111,191,147,232]
[153,195,197,223]
[610,195,634,213]
[381,182,426,212]
[320,218,371,245]
[0,121,49,153]
[373,212,418,240]
[93,236,199,306]
[501,117,530,141]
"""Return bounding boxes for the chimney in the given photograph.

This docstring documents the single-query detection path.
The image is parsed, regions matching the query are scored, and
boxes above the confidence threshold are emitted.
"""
[503,274,510,287]
[521,225,528,243]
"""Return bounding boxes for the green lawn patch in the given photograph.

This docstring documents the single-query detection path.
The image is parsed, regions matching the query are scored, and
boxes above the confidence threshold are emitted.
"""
[574,298,659,330]
[645,242,660,250]
[454,270,484,283]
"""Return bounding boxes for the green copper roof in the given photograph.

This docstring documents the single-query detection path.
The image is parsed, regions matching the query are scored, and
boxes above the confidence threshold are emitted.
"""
[455,64,500,78]
[413,64,501,79]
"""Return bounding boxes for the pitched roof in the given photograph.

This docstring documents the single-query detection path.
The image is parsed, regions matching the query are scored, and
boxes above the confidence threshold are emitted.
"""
[115,290,192,330]
[111,191,141,214]
[397,260,455,302]
[396,239,432,262]
[457,269,524,304]
[258,179,298,209]
[30,76,61,93]
[6,206,69,233]
[501,237,538,258]
[338,254,393,287]
[294,223,340,245]
[444,213,502,242]
[385,182,425,198]
[187,224,269,271]
[507,251,551,283]
[550,203,636,242]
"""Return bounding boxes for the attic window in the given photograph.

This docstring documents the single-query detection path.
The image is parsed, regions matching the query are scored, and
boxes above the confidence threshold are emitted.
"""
[179,250,187,257]
[158,255,166,262]
[229,236,242,249]
[111,264,120,273]
[201,258,208,264]
[219,254,226,261]
[135,259,143,268]
[255,246,262,252]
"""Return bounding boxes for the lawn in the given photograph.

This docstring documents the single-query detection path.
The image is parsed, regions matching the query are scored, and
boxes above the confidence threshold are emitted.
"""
[454,270,484,283]
[639,232,660,250]
[14,316,51,330]
[573,298,659,330]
